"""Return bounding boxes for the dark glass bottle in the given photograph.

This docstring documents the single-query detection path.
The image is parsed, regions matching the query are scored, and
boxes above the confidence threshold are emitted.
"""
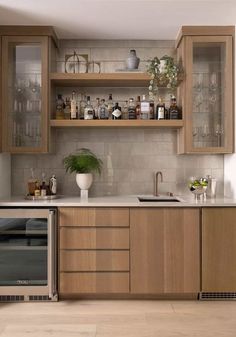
[135,96,141,119]
[128,98,136,119]
[112,102,122,120]
[169,96,180,119]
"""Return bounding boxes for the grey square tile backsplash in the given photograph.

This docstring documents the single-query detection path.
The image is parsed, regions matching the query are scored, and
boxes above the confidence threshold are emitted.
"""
[11,128,224,197]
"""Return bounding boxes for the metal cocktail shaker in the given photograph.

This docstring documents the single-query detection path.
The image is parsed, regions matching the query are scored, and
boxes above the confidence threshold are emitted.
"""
[206,175,217,198]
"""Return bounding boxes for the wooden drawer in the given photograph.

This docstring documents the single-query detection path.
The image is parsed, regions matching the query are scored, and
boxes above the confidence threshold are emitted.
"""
[60,272,129,294]
[59,207,129,227]
[60,250,130,272]
[60,227,129,249]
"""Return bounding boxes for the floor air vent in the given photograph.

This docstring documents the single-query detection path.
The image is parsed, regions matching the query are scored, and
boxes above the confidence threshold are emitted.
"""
[0,295,24,302]
[200,292,236,300]
[29,295,50,301]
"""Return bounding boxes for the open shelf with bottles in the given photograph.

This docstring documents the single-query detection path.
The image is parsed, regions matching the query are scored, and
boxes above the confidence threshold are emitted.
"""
[50,119,183,128]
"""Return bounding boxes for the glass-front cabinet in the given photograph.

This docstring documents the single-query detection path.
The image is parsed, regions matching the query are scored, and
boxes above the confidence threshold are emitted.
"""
[177,33,234,153]
[2,36,49,153]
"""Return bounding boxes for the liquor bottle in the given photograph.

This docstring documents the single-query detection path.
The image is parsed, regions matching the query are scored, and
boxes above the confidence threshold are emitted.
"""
[135,96,141,119]
[122,100,129,120]
[128,98,136,119]
[149,97,155,119]
[84,96,94,120]
[64,97,71,120]
[27,168,37,196]
[140,94,150,120]
[98,99,109,119]
[40,172,47,197]
[156,98,165,120]
[79,93,86,119]
[169,95,180,119]
[55,94,65,120]
[70,91,77,119]
[94,98,100,119]
[107,94,114,119]
[112,102,122,120]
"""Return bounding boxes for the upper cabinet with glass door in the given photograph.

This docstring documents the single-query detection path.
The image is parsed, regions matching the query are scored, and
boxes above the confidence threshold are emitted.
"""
[0,27,57,153]
[177,26,234,154]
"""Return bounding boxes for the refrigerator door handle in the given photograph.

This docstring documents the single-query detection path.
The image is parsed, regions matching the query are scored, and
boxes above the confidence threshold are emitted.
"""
[48,210,56,299]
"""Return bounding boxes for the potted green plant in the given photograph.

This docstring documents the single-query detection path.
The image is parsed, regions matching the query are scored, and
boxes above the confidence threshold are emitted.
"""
[147,55,184,97]
[63,148,103,196]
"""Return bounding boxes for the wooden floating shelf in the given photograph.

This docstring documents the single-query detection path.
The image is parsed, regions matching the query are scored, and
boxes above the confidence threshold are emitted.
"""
[50,119,183,128]
[50,72,150,87]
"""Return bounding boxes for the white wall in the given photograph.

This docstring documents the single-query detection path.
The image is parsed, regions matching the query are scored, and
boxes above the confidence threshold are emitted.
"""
[0,153,11,198]
[224,25,236,198]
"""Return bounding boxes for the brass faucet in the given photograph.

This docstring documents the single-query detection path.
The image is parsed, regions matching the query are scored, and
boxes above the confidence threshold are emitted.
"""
[154,171,163,196]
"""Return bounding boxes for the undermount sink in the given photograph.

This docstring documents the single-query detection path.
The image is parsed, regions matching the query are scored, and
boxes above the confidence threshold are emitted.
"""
[138,195,181,202]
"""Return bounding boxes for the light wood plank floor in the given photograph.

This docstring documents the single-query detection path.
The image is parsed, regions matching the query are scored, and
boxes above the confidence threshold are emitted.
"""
[0,300,236,336]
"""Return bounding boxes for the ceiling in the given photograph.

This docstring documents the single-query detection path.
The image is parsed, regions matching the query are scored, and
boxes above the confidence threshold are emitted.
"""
[0,0,235,40]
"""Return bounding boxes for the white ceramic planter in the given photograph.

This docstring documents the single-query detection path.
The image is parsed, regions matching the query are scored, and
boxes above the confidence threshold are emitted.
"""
[76,173,93,190]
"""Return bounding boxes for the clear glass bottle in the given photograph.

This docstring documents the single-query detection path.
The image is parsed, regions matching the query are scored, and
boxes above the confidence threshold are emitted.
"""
[55,94,65,120]
[135,96,141,119]
[140,94,150,120]
[112,102,122,120]
[156,98,165,120]
[64,97,71,120]
[79,93,86,119]
[84,96,94,120]
[122,100,129,120]
[70,91,77,119]
[94,97,100,119]
[128,98,136,119]
[107,94,114,119]
[98,99,109,119]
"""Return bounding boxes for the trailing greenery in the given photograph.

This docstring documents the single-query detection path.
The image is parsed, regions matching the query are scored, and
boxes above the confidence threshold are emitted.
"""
[147,55,184,97]
[63,148,103,174]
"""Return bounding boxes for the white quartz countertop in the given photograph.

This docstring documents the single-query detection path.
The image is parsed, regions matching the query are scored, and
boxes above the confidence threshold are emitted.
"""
[0,195,236,207]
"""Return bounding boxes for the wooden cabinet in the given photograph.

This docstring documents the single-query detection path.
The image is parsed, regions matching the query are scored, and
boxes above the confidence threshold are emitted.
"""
[130,208,200,294]
[0,26,57,153]
[177,26,234,154]
[59,207,130,296]
[202,208,236,292]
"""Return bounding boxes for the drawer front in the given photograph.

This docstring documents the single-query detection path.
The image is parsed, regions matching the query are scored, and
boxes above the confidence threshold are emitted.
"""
[60,272,129,294]
[60,250,130,272]
[59,207,129,227]
[60,227,130,249]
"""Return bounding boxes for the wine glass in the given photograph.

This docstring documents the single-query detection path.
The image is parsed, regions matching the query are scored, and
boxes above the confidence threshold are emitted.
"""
[214,123,224,147]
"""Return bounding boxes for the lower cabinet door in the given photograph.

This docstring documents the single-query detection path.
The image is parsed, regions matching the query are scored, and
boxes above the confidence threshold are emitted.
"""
[60,272,129,294]
[202,208,236,292]
[130,208,200,294]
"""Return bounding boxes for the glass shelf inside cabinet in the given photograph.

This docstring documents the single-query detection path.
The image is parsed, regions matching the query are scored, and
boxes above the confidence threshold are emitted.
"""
[192,42,226,149]
[8,43,43,149]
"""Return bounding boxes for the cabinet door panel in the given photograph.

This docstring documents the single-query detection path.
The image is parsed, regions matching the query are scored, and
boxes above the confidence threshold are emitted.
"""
[59,207,129,227]
[60,227,129,249]
[202,208,236,292]
[60,250,129,272]
[130,208,200,294]
[60,272,129,294]
[2,36,49,153]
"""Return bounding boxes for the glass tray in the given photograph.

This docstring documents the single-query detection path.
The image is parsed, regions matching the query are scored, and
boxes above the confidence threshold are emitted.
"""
[25,195,59,200]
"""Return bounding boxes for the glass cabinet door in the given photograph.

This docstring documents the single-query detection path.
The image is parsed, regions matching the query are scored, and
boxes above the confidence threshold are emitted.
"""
[2,36,49,153]
[185,36,233,153]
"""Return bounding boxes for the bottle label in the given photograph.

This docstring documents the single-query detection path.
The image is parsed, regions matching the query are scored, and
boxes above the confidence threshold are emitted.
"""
[99,107,108,119]
[84,108,94,120]
[141,102,149,112]
[169,109,179,119]
[128,107,136,119]
[157,107,165,119]
[112,109,122,118]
